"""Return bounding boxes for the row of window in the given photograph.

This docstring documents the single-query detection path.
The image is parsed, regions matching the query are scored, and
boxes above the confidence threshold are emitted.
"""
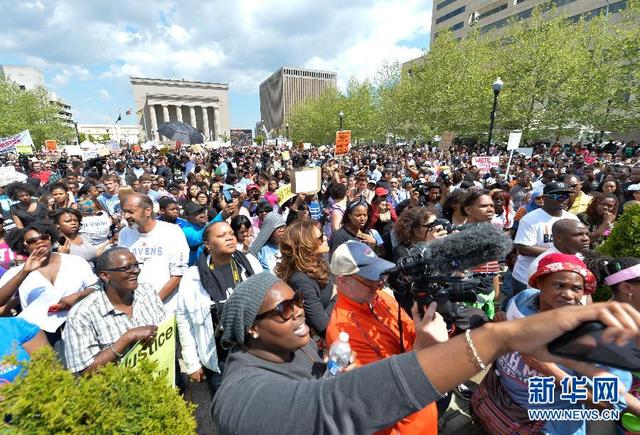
[434,20,465,39]
[437,0,458,11]
[436,5,466,24]
[480,0,627,34]
[477,3,508,20]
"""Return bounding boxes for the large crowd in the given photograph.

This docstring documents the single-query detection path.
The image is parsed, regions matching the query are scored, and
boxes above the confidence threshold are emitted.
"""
[1,138,640,434]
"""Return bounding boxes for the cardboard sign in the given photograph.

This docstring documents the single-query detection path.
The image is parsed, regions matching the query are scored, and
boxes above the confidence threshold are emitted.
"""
[121,315,176,386]
[291,167,321,194]
[45,140,57,151]
[281,151,290,161]
[439,131,455,151]
[276,184,295,206]
[471,156,500,174]
[507,130,522,151]
[335,130,351,156]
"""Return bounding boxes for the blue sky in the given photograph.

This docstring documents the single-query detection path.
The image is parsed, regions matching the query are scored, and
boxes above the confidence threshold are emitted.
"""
[0,0,432,129]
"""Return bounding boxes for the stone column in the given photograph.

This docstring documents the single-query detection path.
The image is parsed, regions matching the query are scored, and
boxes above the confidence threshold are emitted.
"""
[149,105,158,141]
[176,105,183,123]
[201,106,210,141]
[162,105,170,123]
[189,106,197,129]
[213,106,220,141]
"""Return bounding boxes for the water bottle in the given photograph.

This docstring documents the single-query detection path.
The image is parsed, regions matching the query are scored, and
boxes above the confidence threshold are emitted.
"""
[325,331,351,377]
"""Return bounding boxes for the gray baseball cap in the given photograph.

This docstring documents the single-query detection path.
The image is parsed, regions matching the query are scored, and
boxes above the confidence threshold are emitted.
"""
[330,241,395,281]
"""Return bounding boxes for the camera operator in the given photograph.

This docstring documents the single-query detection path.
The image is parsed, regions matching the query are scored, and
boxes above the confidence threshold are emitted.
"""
[327,241,447,434]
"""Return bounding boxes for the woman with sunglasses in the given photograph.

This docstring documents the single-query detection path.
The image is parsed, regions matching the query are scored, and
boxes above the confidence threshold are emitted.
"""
[212,271,640,434]
[577,193,619,248]
[275,220,335,342]
[329,198,382,261]
[0,222,99,345]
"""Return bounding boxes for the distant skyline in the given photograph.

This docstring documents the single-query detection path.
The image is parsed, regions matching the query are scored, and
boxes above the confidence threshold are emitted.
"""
[0,0,431,129]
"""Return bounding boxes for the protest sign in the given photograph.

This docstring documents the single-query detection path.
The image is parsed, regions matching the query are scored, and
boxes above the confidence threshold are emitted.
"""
[0,130,34,155]
[335,130,351,156]
[507,130,523,151]
[276,184,295,207]
[45,140,57,151]
[514,147,534,157]
[281,151,290,161]
[472,156,500,174]
[63,145,82,157]
[439,132,455,151]
[291,167,321,194]
[97,146,111,157]
[121,315,176,385]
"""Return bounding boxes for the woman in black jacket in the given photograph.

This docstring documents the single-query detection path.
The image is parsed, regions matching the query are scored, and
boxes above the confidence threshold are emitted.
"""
[275,219,335,340]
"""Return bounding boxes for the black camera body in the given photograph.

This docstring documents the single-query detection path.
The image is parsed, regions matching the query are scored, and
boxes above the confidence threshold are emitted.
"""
[427,218,467,234]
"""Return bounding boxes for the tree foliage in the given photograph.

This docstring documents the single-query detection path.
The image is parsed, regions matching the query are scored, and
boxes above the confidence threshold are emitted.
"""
[287,1,640,145]
[0,80,75,149]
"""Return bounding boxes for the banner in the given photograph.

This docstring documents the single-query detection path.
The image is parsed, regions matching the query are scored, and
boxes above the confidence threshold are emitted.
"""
[335,130,351,156]
[121,315,176,385]
[472,156,500,174]
[0,130,34,154]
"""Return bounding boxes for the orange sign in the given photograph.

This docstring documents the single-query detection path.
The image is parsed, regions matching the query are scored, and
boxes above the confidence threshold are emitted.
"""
[335,130,351,156]
[45,140,57,151]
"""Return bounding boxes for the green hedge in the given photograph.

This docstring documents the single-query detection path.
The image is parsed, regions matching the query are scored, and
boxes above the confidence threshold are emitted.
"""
[0,348,196,434]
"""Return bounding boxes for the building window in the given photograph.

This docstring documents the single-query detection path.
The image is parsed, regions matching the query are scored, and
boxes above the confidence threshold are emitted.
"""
[19,85,25,90]
[436,6,466,24]
[437,0,458,10]
[480,6,532,33]
[477,3,508,20]
[450,21,465,30]
[514,0,527,4]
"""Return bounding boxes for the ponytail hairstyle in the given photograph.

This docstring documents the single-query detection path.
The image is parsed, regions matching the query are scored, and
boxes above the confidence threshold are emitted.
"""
[583,251,640,293]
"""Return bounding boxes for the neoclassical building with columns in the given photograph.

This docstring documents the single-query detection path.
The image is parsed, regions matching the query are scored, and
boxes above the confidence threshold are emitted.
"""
[130,76,230,142]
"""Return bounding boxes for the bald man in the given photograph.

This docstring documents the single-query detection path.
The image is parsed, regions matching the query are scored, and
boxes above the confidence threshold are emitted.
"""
[118,193,189,313]
[527,219,591,279]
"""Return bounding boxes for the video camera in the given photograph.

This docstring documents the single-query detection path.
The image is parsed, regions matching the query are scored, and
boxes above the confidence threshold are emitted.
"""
[387,223,512,329]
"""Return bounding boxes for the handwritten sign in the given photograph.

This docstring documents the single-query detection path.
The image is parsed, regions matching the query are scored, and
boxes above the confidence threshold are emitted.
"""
[45,140,57,151]
[276,184,295,206]
[471,156,500,174]
[335,130,351,156]
[439,131,455,151]
[121,315,176,386]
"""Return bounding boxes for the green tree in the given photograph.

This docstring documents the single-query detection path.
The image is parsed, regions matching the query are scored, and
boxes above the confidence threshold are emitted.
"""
[0,80,75,149]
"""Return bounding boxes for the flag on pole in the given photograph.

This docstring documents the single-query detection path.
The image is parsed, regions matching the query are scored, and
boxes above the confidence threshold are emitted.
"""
[136,108,144,115]
[115,113,122,123]
[125,108,132,116]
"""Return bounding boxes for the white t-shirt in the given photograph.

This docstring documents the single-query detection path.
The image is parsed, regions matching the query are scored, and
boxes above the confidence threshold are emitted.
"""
[80,213,112,246]
[527,247,585,280]
[0,253,98,332]
[512,209,579,284]
[118,220,189,313]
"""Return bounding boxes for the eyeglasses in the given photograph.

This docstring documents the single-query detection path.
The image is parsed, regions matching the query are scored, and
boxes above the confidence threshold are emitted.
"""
[254,292,304,322]
[545,193,570,202]
[568,184,579,188]
[103,262,143,273]
[24,234,50,245]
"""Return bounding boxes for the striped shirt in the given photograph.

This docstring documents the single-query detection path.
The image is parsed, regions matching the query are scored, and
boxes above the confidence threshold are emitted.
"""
[63,283,166,373]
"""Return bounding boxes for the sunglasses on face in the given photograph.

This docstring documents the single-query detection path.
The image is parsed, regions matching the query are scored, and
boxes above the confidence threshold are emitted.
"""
[103,262,143,273]
[254,292,304,322]
[24,234,50,245]
[546,193,570,202]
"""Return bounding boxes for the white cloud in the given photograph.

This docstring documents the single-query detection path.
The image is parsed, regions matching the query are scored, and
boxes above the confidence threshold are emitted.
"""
[51,65,90,86]
[99,89,110,100]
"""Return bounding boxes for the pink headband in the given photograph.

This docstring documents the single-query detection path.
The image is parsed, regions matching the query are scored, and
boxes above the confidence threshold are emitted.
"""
[605,264,640,286]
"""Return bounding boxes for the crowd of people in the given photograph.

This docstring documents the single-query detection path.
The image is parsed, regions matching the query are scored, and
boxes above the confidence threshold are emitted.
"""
[0,137,640,433]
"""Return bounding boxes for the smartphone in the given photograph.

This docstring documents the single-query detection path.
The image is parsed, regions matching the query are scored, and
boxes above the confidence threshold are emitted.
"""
[548,321,640,371]
[223,189,233,202]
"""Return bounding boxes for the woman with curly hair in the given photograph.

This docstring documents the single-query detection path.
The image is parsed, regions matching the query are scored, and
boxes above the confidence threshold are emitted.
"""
[392,206,445,261]
[275,219,335,338]
[577,193,619,248]
[6,182,48,228]
[0,221,98,345]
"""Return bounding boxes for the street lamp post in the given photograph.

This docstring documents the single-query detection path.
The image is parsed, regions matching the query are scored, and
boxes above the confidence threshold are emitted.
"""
[486,77,503,154]
[339,111,344,131]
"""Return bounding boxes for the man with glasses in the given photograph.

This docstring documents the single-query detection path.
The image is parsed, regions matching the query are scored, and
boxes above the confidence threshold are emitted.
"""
[118,193,189,313]
[326,241,447,434]
[63,247,165,374]
[565,174,592,215]
[511,182,579,294]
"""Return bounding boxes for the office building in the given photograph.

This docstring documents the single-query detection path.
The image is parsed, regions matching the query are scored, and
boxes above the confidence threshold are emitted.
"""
[130,77,230,142]
[259,67,337,132]
[430,0,627,42]
[77,124,141,144]
[0,65,45,90]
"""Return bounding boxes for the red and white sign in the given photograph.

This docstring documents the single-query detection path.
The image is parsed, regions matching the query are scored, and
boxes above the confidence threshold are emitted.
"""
[472,156,500,174]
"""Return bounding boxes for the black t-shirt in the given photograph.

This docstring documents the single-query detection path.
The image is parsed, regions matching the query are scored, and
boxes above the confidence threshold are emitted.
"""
[212,263,241,297]
[328,227,359,261]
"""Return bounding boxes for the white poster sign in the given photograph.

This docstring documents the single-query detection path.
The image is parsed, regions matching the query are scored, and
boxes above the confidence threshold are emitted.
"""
[507,130,523,151]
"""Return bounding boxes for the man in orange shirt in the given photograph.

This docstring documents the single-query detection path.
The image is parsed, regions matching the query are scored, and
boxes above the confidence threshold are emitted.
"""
[327,241,448,435]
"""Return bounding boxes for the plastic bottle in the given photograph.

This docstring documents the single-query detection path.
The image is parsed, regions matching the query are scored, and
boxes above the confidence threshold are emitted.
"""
[325,331,351,377]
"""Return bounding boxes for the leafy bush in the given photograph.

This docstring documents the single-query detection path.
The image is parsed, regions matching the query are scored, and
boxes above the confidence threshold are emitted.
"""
[0,348,196,434]
[599,204,640,258]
